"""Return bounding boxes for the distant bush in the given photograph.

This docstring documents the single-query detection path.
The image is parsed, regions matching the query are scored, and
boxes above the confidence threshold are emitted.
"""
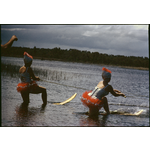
[1,46,149,68]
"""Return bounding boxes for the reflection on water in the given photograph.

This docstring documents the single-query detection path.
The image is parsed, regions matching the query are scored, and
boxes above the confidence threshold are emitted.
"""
[78,113,109,126]
[15,103,46,126]
[88,115,108,127]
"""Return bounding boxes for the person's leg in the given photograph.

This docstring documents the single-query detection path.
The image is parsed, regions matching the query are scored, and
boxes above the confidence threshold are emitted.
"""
[102,97,110,114]
[37,86,47,106]
[30,86,47,106]
[1,35,18,50]
[21,90,30,106]
[41,87,47,106]
[89,107,99,116]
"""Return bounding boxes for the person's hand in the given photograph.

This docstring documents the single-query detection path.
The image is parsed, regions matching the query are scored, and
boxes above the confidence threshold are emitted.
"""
[12,35,18,41]
[120,93,126,98]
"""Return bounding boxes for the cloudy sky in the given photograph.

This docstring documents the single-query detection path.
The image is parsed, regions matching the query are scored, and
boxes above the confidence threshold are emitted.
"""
[1,25,149,57]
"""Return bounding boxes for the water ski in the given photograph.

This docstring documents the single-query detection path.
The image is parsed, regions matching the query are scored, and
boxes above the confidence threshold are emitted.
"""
[106,109,144,116]
[53,93,77,105]
[73,109,144,116]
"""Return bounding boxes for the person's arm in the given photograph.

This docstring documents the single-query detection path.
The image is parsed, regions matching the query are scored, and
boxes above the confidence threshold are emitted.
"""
[113,89,121,93]
[28,67,40,81]
[107,85,126,97]
[1,35,18,50]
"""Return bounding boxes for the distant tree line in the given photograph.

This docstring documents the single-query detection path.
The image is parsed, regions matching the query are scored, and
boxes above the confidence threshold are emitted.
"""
[1,46,149,68]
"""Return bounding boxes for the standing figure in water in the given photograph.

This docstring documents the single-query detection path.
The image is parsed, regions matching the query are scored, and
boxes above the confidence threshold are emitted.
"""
[81,67,125,116]
[17,52,47,108]
[1,35,18,50]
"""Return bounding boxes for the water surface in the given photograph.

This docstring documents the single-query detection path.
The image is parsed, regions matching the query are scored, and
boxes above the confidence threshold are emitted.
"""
[1,56,149,126]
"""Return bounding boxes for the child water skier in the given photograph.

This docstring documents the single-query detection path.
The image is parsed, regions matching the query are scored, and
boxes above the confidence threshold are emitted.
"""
[81,67,126,116]
[17,52,47,107]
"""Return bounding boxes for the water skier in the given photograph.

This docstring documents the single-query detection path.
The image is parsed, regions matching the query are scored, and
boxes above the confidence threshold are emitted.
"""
[17,52,47,107]
[81,67,125,116]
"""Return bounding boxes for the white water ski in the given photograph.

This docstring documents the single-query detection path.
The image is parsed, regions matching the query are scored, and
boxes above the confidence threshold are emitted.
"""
[53,93,77,105]
[73,109,144,116]
[109,109,144,116]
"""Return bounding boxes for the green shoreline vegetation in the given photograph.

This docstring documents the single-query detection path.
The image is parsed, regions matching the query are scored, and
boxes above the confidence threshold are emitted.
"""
[1,46,149,70]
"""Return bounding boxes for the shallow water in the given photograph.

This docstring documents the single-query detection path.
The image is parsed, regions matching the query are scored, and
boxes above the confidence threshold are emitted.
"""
[1,56,149,126]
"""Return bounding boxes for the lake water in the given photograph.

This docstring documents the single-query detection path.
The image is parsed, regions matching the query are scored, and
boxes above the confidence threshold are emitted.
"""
[1,56,149,126]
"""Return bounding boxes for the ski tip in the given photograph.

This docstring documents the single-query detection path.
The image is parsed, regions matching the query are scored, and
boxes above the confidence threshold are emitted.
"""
[134,109,144,116]
[53,93,77,105]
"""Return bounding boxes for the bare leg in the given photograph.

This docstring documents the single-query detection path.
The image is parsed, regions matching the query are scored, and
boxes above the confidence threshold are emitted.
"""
[1,35,18,50]
[102,97,110,114]
[30,86,47,106]
[41,88,47,106]
[88,97,110,116]
[89,107,99,116]
[21,90,30,106]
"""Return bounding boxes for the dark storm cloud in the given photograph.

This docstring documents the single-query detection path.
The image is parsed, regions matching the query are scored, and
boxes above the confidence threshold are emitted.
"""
[1,25,148,57]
